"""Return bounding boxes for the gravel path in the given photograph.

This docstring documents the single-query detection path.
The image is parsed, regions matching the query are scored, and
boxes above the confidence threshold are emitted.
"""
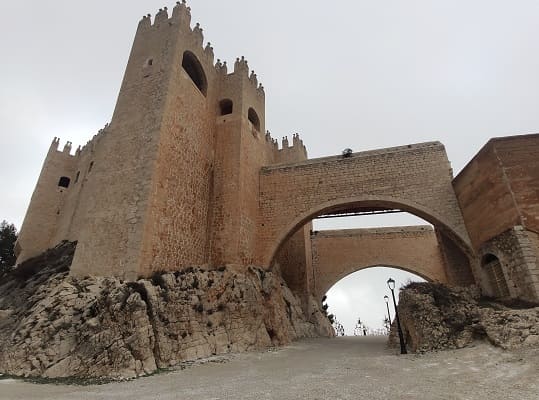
[2,336,538,399]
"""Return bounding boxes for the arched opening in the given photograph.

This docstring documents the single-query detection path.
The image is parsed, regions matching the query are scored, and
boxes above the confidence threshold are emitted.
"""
[58,176,70,188]
[269,196,474,269]
[324,266,425,335]
[248,107,260,131]
[181,51,207,96]
[219,99,233,115]
[271,197,474,333]
[481,253,510,298]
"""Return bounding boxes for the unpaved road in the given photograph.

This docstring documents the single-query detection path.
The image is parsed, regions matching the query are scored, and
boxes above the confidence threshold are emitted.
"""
[2,336,538,399]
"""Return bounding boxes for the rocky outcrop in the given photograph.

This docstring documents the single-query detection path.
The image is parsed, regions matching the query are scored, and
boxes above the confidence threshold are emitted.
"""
[391,282,539,352]
[0,242,333,379]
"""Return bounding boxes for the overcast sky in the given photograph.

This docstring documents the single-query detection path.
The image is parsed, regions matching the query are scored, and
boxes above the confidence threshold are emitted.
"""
[1,1,539,331]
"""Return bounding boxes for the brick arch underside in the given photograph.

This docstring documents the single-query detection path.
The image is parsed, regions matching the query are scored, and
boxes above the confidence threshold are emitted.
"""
[257,143,474,268]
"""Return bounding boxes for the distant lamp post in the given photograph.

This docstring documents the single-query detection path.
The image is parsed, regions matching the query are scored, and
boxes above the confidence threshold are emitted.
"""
[384,295,391,327]
[387,278,407,355]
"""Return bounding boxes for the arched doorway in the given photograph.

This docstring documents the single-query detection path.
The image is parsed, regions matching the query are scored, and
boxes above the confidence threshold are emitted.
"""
[324,266,426,335]
[481,253,510,298]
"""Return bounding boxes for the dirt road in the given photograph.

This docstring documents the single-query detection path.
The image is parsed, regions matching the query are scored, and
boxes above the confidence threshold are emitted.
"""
[1,336,538,399]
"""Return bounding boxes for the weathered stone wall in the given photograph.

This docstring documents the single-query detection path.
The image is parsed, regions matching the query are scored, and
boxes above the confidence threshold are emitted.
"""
[140,9,218,274]
[258,142,472,268]
[15,141,78,262]
[436,230,476,286]
[275,223,313,297]
[454,134,539,301]
[310,226,449,299]
[453,134,539,250]
[479,227,539,301]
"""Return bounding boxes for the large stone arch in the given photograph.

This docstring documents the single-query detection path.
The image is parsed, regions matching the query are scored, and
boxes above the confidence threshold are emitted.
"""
[256,142,473,269]
[310,227,448,299]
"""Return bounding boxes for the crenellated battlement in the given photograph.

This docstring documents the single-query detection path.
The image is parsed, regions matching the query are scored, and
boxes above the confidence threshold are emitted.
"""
[48,123,110,159]
[135,2,267,104]
[135,2,215,68]
[263,133,308,164]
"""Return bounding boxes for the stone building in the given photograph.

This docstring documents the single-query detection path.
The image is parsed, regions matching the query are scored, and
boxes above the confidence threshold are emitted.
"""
[453,134,539,300]
[14,2,539,303]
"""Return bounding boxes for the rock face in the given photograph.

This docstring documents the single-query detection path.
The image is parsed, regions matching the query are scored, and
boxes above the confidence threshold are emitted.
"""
[391,282,539,352]
[0,242,333,379]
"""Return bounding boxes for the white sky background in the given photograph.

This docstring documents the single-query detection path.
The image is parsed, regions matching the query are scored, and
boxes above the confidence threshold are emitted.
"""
[1,1,539,331]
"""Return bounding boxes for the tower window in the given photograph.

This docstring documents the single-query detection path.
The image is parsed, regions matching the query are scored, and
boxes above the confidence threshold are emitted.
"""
[74,171,80,183]
[89,161,94,172]
[181,51,207,96]
[219,99,233,115]
[58,176,70,188]
[248,107,260,131]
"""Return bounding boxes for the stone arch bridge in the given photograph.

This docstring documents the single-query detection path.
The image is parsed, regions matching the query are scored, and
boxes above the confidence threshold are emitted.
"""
[256,142,476,299]
[310,227,447,299]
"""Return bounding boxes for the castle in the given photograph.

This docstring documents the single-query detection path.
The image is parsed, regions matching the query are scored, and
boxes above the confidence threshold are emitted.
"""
[15,2,539,303]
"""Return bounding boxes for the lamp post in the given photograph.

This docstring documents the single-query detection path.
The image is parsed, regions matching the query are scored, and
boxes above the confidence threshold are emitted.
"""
[387,278,407,354]
[384,295,391,326]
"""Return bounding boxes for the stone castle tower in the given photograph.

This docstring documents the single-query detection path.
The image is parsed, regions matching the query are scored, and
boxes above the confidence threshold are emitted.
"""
[16,2,309,280]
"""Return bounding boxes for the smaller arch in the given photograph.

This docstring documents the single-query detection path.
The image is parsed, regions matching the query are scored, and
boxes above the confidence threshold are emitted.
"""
[219,99,233,115]
[181,51,207,96]
[317,264,435,301]
[248,107,260,131]
[481,253,510,298]
[58,176,70,188]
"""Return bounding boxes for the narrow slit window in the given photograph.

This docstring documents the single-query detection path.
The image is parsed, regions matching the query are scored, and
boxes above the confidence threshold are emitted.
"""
[74,171,80,183]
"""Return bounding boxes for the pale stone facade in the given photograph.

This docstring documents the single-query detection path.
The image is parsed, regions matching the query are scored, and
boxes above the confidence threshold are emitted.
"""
[15,3,539,302]
[310,226,468,299]
[453,135,539,302]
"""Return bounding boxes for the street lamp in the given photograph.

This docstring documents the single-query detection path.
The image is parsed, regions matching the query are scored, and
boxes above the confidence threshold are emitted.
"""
[384,295,391,327]
[387,278,407,354]
[384,295,391,321]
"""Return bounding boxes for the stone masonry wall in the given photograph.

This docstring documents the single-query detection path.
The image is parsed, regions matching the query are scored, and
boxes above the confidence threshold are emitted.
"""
[258,142,472,268]
[479,227,539,301]
[453,134,539,250]
[140,10,218,274]
[310,226,448,299]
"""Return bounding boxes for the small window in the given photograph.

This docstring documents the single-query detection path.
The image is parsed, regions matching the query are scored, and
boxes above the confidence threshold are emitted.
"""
[219,99,233,115]
[74,171,80,183]
[248,107,260,131]
[88,161,94,172]
[58,176,70,188]
[181,51,207,96]
[147,59,153,66]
